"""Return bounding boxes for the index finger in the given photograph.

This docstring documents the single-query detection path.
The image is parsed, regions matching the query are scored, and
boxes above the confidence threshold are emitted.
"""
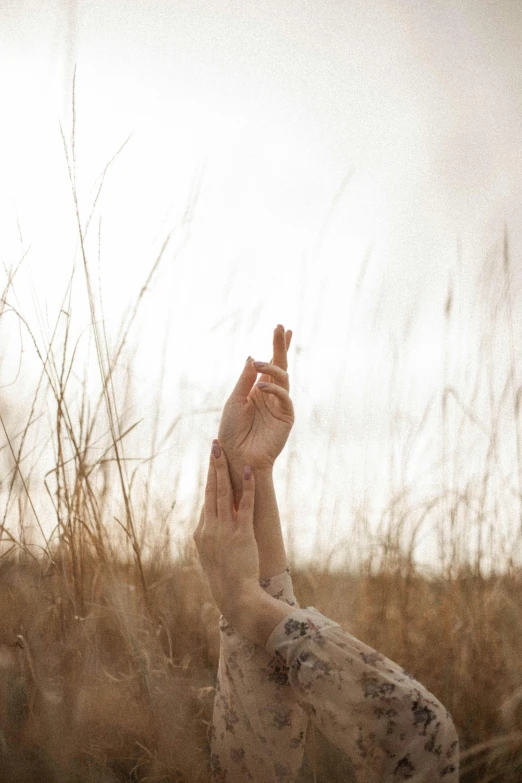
[228,356,258,402]
[212,441,235,521]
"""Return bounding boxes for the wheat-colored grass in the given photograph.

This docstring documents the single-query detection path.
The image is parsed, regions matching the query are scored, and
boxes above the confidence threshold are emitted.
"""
[0,557,521,781]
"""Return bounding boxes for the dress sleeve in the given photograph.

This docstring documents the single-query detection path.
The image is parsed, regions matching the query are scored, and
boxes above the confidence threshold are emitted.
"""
[266,607,459,783]
[211,569,309,783]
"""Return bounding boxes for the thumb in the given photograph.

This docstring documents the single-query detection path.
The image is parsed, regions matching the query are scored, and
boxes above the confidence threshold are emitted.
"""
[237,466,255,531]
[229,357,258,402]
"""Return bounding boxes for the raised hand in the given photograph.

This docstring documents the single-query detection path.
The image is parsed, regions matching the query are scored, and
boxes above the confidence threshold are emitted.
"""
[193,441,260,620]
[218,324,293,496]
[193,439,293,643]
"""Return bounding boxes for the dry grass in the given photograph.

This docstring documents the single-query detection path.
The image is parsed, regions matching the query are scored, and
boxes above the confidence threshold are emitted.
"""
[0,556,215,783]
[1,115,522,780]
[0,557,521,781]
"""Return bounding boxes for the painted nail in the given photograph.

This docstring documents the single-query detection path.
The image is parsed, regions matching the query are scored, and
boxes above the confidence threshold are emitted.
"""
[253,360,265,369]
[211,440,221,458]
[257,382,269,389]
[244,466,252,480]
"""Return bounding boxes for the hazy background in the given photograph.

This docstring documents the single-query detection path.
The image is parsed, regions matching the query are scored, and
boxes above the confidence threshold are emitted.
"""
[0,0,522,567]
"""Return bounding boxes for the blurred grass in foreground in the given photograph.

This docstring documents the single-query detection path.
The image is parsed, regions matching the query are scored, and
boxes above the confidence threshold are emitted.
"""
[0,558,521,781]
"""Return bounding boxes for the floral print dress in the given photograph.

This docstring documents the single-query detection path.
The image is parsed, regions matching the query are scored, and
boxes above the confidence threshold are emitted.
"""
[211,570,459,782]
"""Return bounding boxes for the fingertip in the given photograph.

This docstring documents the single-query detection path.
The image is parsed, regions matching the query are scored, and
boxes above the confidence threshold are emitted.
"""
[243,465,252,481]
[211,439,221,459]
[242,357,257,376]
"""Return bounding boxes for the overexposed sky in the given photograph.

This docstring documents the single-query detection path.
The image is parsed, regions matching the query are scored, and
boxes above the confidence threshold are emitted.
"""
[1,0,522,567]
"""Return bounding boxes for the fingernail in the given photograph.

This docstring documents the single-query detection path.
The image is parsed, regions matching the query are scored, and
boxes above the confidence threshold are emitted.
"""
[253,360,265,369]
[257,382,268,389]
[245,355,252,364]
[244,466,252,480]
[211,440,221,458]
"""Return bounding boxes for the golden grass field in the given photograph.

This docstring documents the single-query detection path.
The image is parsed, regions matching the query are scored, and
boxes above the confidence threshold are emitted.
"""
[1,133,522,780]
[0,556,521,781]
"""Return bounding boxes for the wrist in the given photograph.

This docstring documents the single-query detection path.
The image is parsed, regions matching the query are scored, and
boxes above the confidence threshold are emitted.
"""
[229,583,294,647]
[228,462,274,500]
[228,461,273,479]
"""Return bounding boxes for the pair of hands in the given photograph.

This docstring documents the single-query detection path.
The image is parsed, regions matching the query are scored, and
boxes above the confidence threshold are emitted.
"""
[193,325,293,626]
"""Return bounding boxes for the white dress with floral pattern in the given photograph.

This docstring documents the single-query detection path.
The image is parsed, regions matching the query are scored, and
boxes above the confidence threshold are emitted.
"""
[211,570,459,782]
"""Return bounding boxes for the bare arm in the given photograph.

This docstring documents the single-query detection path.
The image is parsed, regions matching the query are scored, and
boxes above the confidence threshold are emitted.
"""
[246,466,288,579]
[218,324,294,580]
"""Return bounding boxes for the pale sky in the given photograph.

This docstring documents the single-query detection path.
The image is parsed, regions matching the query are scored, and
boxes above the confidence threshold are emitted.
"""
[0,0,522,568]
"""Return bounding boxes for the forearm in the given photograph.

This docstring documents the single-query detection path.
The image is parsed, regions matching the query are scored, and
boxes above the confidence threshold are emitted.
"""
[227,462,288,580]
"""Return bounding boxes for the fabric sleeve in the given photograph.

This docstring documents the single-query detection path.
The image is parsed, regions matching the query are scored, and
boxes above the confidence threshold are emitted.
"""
[211,569,309,783]
[266,607,459,783]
